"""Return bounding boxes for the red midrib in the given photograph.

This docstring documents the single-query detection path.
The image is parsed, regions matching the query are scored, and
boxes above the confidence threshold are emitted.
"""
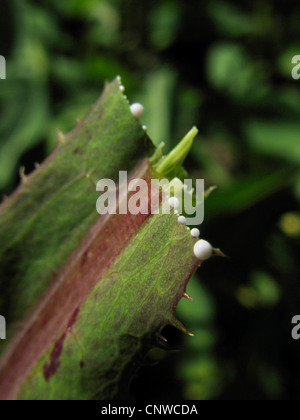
[0,158,156,400]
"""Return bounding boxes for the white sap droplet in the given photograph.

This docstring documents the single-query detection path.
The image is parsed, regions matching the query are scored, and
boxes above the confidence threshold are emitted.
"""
[178,216,186,225]
[168,196,179,210]
[142,125,147,131]
[193,240,213,261]
[130,103,144,119]
[191,228,200,238]
[119,85,125,93]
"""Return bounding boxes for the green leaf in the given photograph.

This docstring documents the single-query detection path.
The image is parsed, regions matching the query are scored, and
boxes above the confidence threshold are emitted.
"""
[149,1,180,50]
[206,42,269,102]
[205,168,296,219]
[0,81,49,191]
[154,126,198,177]
[0,79,152,328]
[137,67,177,149]
[244,120,300,164]
[0,79,203,400]
[207,1,263,37]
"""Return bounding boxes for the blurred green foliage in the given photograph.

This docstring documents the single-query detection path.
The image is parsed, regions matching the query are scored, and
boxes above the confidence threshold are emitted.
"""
[1,0,300,400]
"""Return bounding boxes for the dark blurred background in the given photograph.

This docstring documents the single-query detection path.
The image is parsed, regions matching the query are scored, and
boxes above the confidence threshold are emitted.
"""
[1,0,300,400]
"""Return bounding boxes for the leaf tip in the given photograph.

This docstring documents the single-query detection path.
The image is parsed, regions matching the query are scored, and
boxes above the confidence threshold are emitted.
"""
[213,248,228,258]
[170,317,194,337]
[204,185,217,199]
[153,127,199,177]
[158,333,168,343]
[183,292,195,301]
[56,129,66,145]
[19,166,28,183]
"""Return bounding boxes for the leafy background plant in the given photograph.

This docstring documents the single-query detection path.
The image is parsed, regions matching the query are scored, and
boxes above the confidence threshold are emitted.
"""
[1,0,300,400]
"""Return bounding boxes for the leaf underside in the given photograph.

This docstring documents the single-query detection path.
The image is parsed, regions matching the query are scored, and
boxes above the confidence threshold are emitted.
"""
[0,79,200,400]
